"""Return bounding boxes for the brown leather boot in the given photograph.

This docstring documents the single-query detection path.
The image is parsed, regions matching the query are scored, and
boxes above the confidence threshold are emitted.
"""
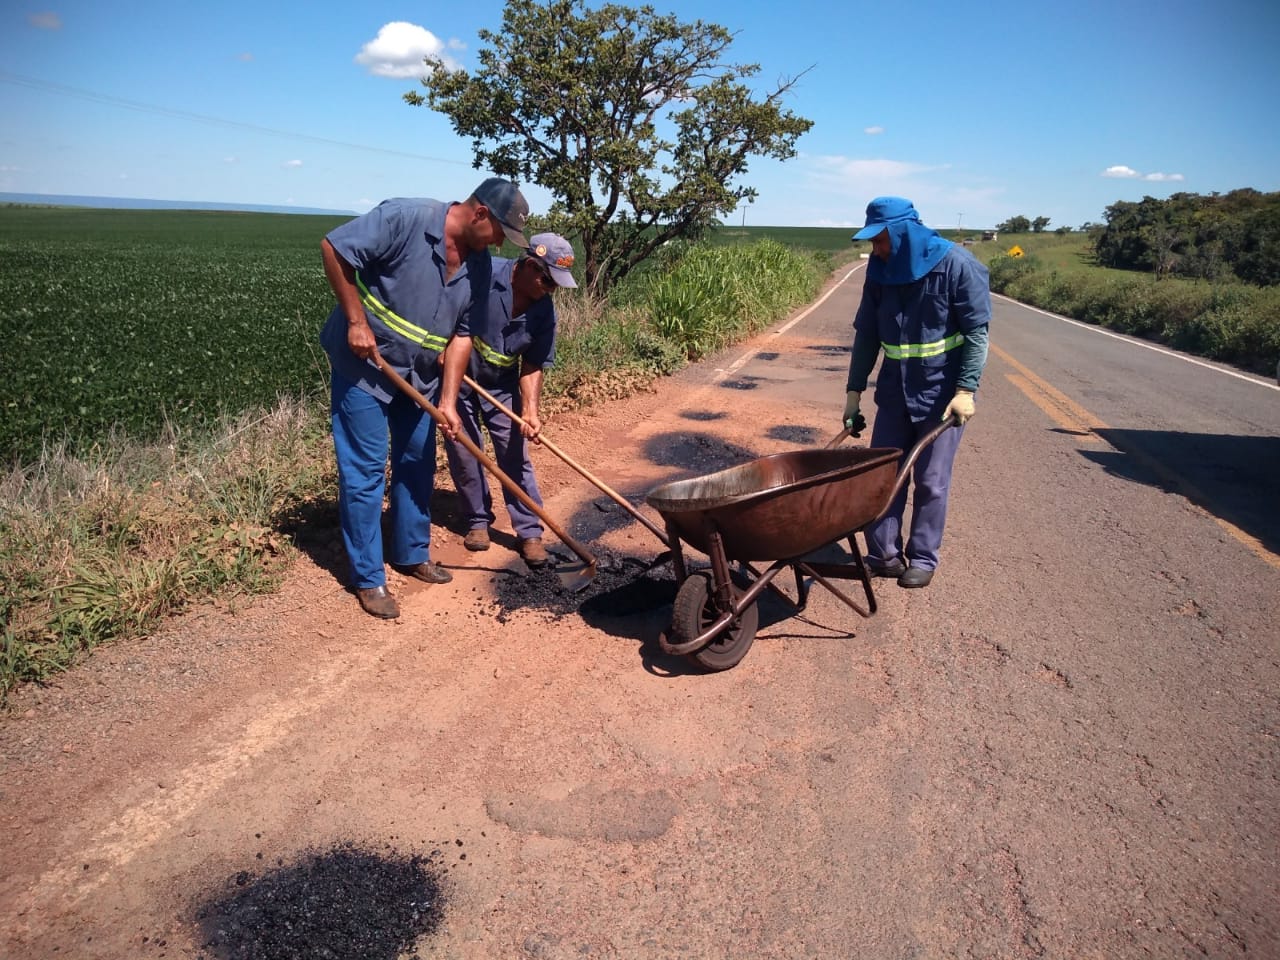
[357,585,400,619]
[395,561,453,584]
[519,537,550,567]
[463,527,491,551]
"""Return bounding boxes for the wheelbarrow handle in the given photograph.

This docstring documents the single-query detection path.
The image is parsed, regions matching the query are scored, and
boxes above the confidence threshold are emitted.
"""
[876,414,960,521]
[463,375,673,548]
[374,356,597,572]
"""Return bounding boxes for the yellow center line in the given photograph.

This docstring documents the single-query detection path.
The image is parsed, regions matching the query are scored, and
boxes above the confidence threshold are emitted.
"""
[993,344,1108,440]
[993,343,1280,569]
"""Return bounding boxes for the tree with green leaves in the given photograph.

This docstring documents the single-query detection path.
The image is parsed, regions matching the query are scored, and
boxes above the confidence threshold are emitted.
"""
[997,215,1031,233]
[404,0,813,294]
[1031,216,1051,233]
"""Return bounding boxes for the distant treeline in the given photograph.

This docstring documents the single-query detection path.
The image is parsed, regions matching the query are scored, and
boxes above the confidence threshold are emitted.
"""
[1093,189,1280,286]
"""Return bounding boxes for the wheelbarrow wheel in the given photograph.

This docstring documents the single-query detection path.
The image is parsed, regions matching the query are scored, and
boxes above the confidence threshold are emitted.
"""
[671,571,759,672]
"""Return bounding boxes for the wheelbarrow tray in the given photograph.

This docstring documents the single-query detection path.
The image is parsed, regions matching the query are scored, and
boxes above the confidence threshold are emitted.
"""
[644,446,902,563]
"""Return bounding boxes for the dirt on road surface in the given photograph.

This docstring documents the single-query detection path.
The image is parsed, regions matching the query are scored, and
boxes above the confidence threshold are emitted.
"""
[3,266,1278,959]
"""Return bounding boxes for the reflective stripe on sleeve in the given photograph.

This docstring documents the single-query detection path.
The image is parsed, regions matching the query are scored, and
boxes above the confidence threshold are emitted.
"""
[881,333,966,360]
[356,275,450,353]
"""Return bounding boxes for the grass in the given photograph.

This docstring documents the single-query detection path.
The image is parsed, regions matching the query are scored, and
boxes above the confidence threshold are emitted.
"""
[2,397,332,694]
[970,233,1280,376]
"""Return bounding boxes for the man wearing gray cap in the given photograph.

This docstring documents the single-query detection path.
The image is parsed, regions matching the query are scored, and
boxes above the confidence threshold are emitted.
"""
[445,233,577,568]
[320,177,530,618]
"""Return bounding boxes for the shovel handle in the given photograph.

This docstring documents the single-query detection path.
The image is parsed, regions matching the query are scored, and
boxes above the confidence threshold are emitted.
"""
[463,375,672,547]
[374,357,596,569]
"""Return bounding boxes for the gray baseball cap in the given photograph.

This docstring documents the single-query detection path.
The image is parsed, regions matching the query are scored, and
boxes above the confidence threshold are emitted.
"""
[526,232,578,287]
[472,177,529,246]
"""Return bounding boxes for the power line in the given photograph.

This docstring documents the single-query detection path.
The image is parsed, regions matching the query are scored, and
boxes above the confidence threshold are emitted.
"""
[0,69,471,167]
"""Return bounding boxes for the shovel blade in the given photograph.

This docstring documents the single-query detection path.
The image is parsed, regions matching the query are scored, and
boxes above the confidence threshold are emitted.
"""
[556,561,596,594]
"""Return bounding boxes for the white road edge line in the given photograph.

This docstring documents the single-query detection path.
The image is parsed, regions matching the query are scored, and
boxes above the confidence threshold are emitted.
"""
[994,292,1280,392]
[714,261,866,381]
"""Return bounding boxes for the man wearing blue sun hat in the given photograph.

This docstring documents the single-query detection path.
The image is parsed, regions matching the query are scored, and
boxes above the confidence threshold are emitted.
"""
[842,197,991,588]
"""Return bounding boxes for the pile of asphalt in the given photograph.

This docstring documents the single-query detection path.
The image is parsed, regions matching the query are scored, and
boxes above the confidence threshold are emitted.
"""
[494,552,678,620]
[194,842,445,960]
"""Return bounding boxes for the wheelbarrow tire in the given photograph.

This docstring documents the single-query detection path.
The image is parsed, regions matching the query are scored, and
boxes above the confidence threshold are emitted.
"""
[672,571,759,672]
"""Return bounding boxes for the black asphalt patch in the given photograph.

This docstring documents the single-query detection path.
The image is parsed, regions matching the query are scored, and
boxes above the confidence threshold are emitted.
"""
[194,841,446,960]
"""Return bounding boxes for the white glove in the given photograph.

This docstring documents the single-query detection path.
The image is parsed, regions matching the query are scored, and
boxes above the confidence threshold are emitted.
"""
[842,391,866,435]
[943,389,976,425]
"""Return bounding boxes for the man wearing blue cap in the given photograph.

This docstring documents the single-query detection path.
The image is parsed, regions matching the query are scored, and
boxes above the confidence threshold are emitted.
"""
[320,177,530,618]
[445,233,577,568]
[843,197,991,588]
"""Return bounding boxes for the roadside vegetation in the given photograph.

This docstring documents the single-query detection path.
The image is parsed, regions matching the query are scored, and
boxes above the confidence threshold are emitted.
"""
[0,206,831,702]
[970,230,1280,378]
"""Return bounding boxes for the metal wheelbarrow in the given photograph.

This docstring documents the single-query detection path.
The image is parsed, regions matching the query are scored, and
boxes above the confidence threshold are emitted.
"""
[644,417,957,671]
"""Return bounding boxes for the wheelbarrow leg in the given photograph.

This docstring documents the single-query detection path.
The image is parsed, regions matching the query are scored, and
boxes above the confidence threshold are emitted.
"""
[707,530,735,619]
[664,519,688,582]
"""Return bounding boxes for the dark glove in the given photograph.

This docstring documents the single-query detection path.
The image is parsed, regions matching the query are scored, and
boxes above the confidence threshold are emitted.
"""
[843,390,867,436]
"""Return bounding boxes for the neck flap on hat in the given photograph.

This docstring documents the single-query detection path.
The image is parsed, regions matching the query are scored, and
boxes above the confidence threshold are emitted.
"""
[868,218,954,285]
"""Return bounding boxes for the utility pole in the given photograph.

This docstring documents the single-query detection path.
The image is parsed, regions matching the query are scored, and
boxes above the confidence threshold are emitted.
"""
[957,212,963,230]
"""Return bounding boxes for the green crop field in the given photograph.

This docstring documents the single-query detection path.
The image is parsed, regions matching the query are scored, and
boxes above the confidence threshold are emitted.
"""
[1,206,349,464]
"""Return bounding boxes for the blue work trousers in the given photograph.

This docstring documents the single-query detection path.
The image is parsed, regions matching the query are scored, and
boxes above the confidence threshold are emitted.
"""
[444,386,544,539]
[863,398,965,572]
[330,369,437,588]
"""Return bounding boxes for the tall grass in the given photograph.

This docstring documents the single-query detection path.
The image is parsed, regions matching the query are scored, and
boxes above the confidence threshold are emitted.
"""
[648,239,825,360]
[1,397,333,699]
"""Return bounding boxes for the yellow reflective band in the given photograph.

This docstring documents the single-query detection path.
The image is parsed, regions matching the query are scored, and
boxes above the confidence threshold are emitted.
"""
[882,333,965,360]
[356,275,450,353]
[473,337,518,368]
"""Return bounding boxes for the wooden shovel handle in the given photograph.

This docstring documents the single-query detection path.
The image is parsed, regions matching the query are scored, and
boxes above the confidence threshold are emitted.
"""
[463,375,672,547]
[374,357,596,568]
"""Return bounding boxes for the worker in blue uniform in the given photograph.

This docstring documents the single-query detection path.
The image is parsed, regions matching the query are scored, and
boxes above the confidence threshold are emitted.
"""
[843,196,991,588]
[320,177,530,618]
[445,233,577,568]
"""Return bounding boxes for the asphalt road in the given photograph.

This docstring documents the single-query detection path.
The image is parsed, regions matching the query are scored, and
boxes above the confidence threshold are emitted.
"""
[2,261,1277,959]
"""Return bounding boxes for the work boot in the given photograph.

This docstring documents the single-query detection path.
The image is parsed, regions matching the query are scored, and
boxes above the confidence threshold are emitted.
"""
[463,527,491,552]
[897,566,935,589]
[865,557,907,578]
[395,561,454,584]
[357,585,400,619]
[519,537,550,567]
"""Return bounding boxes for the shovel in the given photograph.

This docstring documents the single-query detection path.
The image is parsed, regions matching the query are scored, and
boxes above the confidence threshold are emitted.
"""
[374,356,596,592]
[462,375,674,551]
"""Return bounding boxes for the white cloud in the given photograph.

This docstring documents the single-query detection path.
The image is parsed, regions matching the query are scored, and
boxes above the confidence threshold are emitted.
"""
[355,22,463,78]
[1102,164,1184,182]
[283,159,303,168]
[224,156,238,164]
[28,12,62,30]
[864,126,885,135]
[237,52,253,62]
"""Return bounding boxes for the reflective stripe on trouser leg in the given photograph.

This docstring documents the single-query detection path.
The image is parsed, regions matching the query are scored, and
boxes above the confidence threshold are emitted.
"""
[331,371,391,589]
[444,391,497,530]
[386,387,437,568]
[478,390,545,540]
[863,400,965,571]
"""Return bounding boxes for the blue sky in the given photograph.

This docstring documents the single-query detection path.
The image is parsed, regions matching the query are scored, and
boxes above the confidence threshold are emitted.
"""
[2,0,1277,230]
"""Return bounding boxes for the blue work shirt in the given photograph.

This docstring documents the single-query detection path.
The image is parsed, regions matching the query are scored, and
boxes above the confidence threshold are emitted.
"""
[466,258,558,391]
[320,197,491,403]
[852,246,991,421]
